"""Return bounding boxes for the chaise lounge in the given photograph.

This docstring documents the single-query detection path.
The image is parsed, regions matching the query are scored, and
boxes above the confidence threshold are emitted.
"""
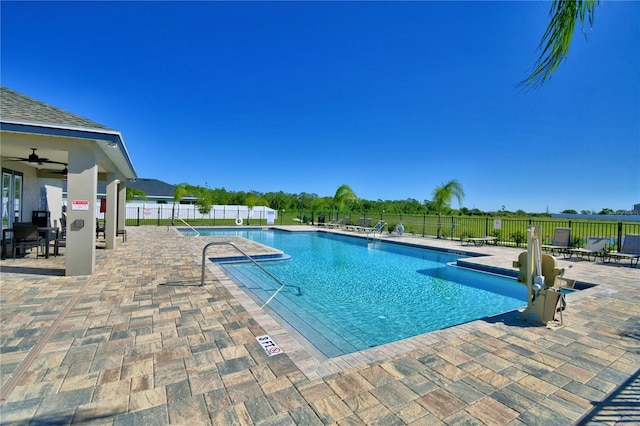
[461,236,498,247]
[605,234,640,267]
[345,217,365,232]
[567,237,607,262]
[542,227,571,255]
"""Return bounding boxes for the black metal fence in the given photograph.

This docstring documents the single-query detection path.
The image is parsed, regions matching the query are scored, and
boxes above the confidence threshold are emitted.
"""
[122,206,640,252]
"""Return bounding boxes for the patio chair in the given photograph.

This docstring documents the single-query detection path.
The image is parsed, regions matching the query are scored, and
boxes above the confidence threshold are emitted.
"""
[541,227,571,255]
[59,214,67,239]
[96,218,105,239]
[606,234,640,267]
[567,237,607,262]
[345,217,365,232]
[356,218,373,232]
[462,236,498,247]
[12,222,46,259]
[329,217,349,229]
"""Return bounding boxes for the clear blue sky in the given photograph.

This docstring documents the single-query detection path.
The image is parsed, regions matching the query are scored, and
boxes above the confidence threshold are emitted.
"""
[2,1,638,213]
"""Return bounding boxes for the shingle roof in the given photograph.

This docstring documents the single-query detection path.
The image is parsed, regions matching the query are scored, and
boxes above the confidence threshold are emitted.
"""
[65,178,177,198]
[0,86,113,131]
[127,179,177,198]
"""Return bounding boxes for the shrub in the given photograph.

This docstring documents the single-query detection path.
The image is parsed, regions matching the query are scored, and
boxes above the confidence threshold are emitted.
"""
[511,230,526,247]
[569,236,583,248]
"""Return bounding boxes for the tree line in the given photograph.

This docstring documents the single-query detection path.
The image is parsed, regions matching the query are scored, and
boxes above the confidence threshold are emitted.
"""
[161,180,545,218]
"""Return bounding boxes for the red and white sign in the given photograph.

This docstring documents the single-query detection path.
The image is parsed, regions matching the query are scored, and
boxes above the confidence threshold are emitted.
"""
[71,200,90,211]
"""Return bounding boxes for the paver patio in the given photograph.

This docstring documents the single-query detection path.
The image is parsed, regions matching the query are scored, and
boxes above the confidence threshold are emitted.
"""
[1,226,638,425]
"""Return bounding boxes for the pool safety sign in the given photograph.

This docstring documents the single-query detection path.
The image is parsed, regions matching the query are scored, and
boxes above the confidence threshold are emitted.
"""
[71,200,90,211]
[256,335,284,356]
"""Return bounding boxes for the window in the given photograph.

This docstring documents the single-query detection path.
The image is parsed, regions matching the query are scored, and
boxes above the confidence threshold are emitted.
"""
[2,169,23,228]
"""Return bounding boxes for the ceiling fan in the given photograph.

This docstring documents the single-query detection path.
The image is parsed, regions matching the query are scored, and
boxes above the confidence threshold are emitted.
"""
[8,148,67,166]
[45,164,68,175]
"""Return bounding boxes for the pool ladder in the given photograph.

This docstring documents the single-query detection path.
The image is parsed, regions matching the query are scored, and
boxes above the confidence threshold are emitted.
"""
[201,241,300,308]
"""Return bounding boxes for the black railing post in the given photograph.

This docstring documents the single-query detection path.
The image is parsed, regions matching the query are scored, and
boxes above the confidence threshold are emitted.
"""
[422,215,426,237]
[157,207,161,226]
[485,217,489,237]
[451,216,455,240]
[617,222,623,252]
[137,207,140,226]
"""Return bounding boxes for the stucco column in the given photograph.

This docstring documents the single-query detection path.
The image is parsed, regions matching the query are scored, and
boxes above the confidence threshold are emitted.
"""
[117,177,126,233]
[65,143,97,276]
[105,174,118,249]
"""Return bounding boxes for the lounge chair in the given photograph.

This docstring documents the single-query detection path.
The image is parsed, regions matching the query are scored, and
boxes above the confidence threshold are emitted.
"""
[606,234,640,267]
[567,237,607,261]
[541,227,571,255]
[11,222,46,259]
[356,218,373,232]
[332,217,350,229]
[345,217,365,232]
[462,236,498,247]
[324,218,345,229]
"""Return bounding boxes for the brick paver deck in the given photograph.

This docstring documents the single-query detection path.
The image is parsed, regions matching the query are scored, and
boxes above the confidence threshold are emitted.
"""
[1,226,638,425]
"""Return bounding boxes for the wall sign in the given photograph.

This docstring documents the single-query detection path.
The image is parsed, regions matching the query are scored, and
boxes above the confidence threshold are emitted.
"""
[72,200,90,211]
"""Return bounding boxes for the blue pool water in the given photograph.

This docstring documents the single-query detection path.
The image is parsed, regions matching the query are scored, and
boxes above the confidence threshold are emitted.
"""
[187,228,527,358]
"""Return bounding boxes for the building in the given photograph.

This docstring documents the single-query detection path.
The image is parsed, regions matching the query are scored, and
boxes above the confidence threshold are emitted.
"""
[1,87,137,275]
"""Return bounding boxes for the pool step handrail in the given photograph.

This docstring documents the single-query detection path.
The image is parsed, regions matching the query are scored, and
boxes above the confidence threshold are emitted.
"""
[201,241,300,307]
[367,221,388,242]
[178,217,200,236]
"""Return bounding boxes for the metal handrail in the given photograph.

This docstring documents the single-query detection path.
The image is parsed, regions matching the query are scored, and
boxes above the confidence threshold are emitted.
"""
[367,222,388,242]
[178,217,200,236]
[201,241,299,307]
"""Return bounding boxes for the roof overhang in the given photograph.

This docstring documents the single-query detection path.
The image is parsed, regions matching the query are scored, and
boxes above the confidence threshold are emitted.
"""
[1,119,137,179]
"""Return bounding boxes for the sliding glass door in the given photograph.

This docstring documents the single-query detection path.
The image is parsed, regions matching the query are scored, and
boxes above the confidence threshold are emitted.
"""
[2,169,23,228]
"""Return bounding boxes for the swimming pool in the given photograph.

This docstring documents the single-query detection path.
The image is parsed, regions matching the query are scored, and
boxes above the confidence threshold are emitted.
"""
[188,228,527,358]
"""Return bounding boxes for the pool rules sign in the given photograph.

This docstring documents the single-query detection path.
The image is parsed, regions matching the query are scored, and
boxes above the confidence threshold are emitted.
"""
[256,335,284,356]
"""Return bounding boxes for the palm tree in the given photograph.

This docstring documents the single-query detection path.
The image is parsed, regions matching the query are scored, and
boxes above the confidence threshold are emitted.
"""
[125,187,146,202]
[171,183,189,226]
[521,0,599,88]
[245,193,268,225]
[333,184,358,220]
[432,179,465,239]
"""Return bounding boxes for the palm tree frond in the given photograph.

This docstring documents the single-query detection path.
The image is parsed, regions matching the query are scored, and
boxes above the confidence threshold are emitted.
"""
[333,184,358,211]
[520,0,598,89]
